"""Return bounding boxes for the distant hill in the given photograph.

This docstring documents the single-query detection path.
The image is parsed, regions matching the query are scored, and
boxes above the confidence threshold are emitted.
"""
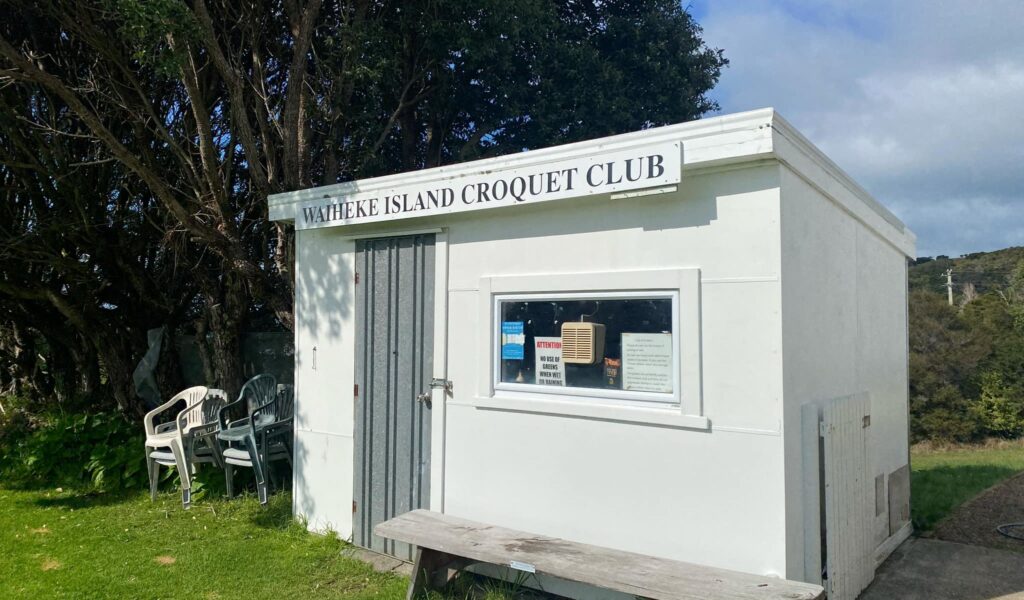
[910,246,1024,296]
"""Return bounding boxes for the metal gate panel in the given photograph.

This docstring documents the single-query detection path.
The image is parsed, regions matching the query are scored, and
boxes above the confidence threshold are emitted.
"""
[353,234,434,560]
[821,393,874,600]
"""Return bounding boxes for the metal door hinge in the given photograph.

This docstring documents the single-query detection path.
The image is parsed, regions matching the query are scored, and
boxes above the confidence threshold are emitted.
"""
[430,378,453,395]
[354,384,359,398]
[352,500,357,513]
[354,272,360,284]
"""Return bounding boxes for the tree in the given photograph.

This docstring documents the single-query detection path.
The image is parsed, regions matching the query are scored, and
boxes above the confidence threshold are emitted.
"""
[0,0,726,412]
[0,83,191,414]
[908,289,990,441]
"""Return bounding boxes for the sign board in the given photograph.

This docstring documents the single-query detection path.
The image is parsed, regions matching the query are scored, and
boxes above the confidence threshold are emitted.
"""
[621,332,673,393]
[294,141,681,229]
[500,322,525,360]
[534,337,565,386]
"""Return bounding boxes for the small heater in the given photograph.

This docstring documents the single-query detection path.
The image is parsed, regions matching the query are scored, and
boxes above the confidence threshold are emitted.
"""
[561,321,606,365]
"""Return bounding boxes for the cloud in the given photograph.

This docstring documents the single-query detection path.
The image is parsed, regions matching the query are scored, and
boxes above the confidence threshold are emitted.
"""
[694,0,1024,257]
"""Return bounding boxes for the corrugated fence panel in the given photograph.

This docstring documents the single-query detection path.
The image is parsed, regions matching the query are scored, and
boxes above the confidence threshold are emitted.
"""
[354,235,435,560]
[822,393,874,600]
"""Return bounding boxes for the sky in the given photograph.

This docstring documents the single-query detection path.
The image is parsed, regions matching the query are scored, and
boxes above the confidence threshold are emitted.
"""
[689,0,1024,258]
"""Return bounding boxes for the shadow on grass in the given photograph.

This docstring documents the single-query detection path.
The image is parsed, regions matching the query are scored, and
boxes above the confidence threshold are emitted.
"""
[28,488,140,510]
[423,570,565,600]
[912,464,1022,530]
[248,492,295,530]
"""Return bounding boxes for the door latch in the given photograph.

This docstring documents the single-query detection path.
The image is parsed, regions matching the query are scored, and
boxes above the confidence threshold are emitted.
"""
[430,378,453,395]
[416,392,431,404]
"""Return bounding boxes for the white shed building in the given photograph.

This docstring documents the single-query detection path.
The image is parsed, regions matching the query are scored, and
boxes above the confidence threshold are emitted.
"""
[268,108,915,598]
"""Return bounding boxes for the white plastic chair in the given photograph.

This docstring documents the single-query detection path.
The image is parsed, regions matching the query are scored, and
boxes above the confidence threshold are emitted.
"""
[143,386,211,508]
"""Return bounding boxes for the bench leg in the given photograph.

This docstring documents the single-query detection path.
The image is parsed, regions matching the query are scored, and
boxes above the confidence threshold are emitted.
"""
[407,548,470,600]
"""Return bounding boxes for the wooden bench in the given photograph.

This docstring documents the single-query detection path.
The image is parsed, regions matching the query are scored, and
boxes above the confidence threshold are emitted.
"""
[375,510,825,600]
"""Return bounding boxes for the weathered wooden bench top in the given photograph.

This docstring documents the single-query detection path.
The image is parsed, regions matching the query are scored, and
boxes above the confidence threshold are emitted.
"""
[375,509,824,600]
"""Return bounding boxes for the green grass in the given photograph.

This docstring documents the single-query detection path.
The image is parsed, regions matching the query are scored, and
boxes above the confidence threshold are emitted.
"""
[911,442,1024,531]
[0,487,411,599]
[0,486,534,599]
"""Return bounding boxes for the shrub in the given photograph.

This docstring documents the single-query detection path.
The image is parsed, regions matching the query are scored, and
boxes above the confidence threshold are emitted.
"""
[971,372,1024,438]
[0,410,148,491]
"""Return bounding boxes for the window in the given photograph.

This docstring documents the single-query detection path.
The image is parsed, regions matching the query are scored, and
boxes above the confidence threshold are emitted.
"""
[494,292,678,403]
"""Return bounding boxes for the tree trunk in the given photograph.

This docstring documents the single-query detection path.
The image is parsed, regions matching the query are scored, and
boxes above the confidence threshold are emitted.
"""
[200,269,247,399]
[155,326,185,401]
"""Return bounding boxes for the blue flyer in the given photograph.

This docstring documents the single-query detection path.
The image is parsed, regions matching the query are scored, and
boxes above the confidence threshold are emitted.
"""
[500,321,525,360]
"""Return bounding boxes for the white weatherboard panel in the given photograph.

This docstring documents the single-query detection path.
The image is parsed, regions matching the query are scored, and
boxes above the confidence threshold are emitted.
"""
[822,393,874,600]
[293,141,681,230]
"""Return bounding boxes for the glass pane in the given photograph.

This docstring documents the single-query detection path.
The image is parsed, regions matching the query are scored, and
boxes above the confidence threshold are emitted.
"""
[498,296,674,394]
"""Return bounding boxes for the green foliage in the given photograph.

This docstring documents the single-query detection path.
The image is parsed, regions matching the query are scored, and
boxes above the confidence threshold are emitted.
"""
[908,250,1024,442]
[102,0,200,75]
[0,411,147,491]
[908,290,987,441]
[970,372,1024,438]
[910,246,1024,296]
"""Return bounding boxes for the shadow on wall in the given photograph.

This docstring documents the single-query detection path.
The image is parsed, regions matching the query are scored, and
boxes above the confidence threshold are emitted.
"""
[441,163,786,248]
[290,429,348,537]
[290,228,354,533]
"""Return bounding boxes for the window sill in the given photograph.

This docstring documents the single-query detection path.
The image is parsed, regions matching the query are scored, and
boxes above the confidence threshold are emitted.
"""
[450,394,711,430]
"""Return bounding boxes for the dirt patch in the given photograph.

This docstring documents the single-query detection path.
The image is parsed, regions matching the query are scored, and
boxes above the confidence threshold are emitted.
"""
[935,470,1024,553]
[41,558,61,571]
[29,527,50,535]
[154,556,177,566]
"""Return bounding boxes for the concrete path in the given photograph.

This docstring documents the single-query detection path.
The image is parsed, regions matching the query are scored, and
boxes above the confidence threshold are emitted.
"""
[861,537,1024,599]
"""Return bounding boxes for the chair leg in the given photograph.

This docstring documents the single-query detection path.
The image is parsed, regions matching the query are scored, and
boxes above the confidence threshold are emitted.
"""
[245,435,268,505]
[225,463,234,498]
[169,442,191,509]
[268,459,280,492]
[146,452,159,501]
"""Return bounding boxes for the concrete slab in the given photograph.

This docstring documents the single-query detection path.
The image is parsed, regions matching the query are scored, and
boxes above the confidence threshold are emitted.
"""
[861,537,1024,599]
[345,546,413,576]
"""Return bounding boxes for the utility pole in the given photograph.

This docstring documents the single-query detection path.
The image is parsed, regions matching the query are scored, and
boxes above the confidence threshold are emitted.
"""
[944,268,954,306]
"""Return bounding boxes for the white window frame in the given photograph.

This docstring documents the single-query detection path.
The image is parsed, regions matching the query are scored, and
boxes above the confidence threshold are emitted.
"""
[492,291,680,405]
[472,268,708,430]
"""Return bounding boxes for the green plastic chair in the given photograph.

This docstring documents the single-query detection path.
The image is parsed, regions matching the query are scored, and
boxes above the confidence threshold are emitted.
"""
[217,375,293,504]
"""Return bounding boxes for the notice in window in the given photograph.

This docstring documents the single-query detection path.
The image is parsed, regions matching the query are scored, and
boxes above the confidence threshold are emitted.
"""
[501,321,525,360]
[621,332,673,393]
[534,337,565,386]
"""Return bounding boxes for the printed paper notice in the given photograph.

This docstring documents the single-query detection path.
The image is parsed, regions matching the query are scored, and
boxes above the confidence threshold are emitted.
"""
[621,332,673,393]
[534,337,565,386]
[501,321,525,360]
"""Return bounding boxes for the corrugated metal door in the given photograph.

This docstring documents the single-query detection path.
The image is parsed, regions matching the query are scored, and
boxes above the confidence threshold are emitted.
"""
[353,234,434,559]
[821,393,874,600]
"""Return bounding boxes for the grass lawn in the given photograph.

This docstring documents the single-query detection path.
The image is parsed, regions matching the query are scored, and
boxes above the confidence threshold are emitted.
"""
[0,486,532,599]
[0,487,413,599]
[15,441,1021,598]
[911,441,1024,531]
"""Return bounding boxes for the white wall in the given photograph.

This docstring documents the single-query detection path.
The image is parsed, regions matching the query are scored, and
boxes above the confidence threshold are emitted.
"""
[292,228,357,536]
[287,155,910,583]
[779,164,911,581]
[439,164,791,575]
